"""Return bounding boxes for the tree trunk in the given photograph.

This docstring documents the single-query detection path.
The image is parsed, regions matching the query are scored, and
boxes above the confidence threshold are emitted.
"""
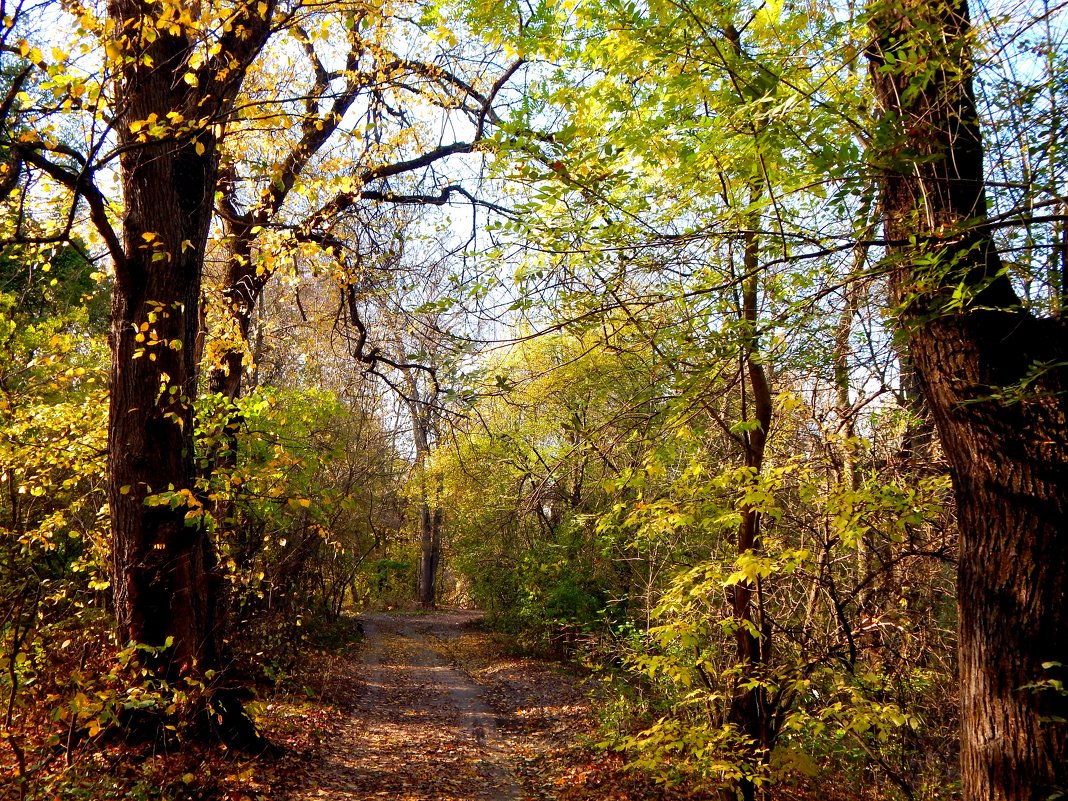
[868,1,1068,798]
[208,208,261,405]
[412,400,441,609]
[105,0,273,747]
[417,501,442,608]
[723,214,775,801]
[834,247,870,611]
[403,360,442,609]
[108,24,221,681]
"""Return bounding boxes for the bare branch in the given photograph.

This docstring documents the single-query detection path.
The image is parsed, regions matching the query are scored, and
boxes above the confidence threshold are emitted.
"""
[10,145,125,269]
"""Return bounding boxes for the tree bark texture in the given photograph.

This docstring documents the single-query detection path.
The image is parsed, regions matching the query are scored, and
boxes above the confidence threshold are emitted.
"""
[868,1,1068,798]
[107,19,220,673]
[104,0,273,742]
[208,208,261,404]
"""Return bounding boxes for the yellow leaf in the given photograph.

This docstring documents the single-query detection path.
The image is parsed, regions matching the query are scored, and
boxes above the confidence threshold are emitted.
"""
[195,141,205,156]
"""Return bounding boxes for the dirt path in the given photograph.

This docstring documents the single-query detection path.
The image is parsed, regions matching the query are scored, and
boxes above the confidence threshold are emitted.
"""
[285,611,588,801]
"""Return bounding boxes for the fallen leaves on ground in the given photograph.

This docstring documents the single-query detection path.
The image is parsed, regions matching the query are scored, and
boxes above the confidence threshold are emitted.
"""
[6,613,857,801]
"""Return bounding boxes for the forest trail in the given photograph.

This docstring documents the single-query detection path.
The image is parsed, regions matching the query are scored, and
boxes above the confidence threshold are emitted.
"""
[285,611,590,801]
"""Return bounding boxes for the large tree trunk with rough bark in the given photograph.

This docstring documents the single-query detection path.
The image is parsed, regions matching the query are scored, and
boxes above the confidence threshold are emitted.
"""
[868,0,1068,798]
[109,129,220,673]
[107,0,221,680]
[105,0,273,746]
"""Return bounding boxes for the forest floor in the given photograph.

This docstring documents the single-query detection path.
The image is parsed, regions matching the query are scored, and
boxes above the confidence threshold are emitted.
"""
[258,609,716,801]
[6,610,836,801]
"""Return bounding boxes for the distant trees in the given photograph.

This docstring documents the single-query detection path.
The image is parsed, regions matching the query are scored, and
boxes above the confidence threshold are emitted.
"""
[441,326,665,637]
